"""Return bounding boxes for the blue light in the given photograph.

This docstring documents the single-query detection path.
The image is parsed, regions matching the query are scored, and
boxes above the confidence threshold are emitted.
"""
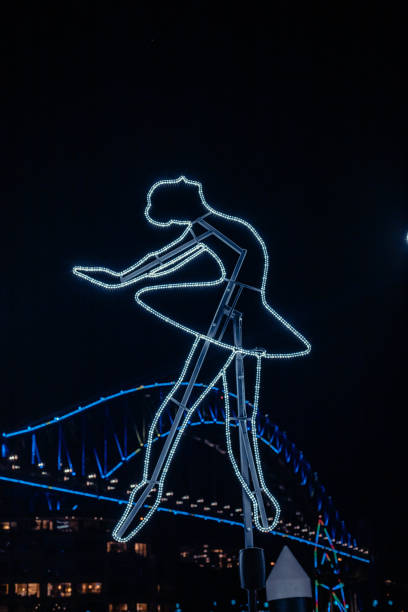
[0,475,370,563]
[2,382,226,439]
[231,600,236,606]
[388,601,393,606]
[1,377,362,550]
[264,604,269,609]
[72,504,78,510]
[372,600,379,608]
[46,493,52,512]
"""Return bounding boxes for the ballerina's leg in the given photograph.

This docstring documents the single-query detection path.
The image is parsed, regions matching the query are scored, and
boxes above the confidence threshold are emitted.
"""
[141,347,236,515]
[112,336,201,541]
[113,340,236,541]
[222,357,280,533]
[250,356,280,529]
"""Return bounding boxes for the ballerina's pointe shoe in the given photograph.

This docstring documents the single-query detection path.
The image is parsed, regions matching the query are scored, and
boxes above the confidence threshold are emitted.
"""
[112,480,162,541]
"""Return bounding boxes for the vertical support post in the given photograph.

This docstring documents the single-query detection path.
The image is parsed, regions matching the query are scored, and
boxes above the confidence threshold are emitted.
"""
[57,423,62,471]
[233,313,254,549]
[31,434,36,465]
[234,313,266,612]
[123,402,128,458]
[81,416,86,477]
[104,405,108,476]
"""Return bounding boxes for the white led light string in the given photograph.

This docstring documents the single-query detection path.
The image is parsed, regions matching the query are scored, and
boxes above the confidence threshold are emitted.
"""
[195,177,311,359]
[222,367,279,533]
[112,349,236,542]
[251,355,280,528]
[136,175,311,359]
[73,223,192,290]
[141,336,201,482]
[74,175,311,540]
[74,176,311,359]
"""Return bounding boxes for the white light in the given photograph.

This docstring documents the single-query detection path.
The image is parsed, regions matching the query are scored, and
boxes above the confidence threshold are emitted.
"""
[112,349,236,541]
[73,176,311,541]
[73,175,311,359]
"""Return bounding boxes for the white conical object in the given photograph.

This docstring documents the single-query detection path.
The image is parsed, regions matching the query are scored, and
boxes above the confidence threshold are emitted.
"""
[266,545,312,601]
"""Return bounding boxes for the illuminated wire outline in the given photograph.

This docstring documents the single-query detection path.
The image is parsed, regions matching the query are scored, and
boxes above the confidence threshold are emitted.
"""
[73,176,311,359]
[112,349,236,541]
[72,176,312,541]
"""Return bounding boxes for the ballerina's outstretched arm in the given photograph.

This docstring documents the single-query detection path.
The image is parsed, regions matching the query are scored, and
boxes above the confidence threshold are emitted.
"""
[73,224,212,289]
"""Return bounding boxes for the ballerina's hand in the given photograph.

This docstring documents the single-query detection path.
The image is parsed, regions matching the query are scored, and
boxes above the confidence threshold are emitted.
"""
[72,265,124,289]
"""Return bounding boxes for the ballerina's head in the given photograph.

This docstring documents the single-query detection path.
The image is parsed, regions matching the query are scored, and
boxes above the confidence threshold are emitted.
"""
[145,176,211,228]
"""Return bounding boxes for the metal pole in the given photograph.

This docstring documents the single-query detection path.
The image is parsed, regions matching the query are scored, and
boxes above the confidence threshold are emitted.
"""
[234,313,266,612]
[234,313,254,550]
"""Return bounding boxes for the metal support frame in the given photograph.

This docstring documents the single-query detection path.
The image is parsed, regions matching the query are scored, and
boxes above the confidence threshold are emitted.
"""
[102,216,267,605]
[114,221,249,536]
[234,312,266,611]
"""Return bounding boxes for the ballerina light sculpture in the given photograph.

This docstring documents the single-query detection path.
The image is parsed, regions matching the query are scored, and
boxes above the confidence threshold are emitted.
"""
[73,176,311,543]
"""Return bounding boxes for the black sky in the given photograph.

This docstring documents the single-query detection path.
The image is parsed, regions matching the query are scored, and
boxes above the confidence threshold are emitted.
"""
[3,4,407,578]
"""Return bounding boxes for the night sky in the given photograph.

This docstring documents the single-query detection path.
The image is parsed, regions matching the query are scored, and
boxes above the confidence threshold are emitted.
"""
[3,5,407,578]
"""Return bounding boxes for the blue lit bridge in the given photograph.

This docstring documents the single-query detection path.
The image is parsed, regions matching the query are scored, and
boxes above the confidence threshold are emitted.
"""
[0,381,369,565]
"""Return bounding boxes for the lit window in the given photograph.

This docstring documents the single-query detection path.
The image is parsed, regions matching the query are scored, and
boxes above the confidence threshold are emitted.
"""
[134,543,147,557]
[15,583,40,597]
[78,582,102,595]
[27,584,40,597]
[47,583,72,597]
[108,605,128,612]
[107,541,127,553]
[0,584,9,595]
[0,521,16,531]
[136,605,148,611]
[33,519,53,531]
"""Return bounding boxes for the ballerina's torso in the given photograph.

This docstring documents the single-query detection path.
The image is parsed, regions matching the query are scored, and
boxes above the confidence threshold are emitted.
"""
[135,218,305,357]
